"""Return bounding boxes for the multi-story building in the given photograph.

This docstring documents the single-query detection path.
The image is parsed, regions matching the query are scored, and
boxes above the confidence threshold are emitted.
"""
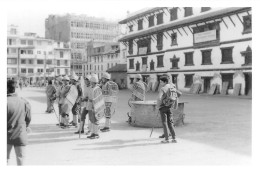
[85,42,126,80]
[118,7,252,96]
[45,14,120,76]
[7,25,71,84]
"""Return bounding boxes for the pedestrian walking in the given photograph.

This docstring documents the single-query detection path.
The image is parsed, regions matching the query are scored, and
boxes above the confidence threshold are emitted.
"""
[156,76,178,143]
[45,80,56,113]
[100,72,119,132]
[7,80,31,165]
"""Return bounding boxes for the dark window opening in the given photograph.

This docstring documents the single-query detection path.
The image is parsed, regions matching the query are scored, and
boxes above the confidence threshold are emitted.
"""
[128,40,133,55]
[136,61,140,71]
[170,8,178,21]
[184,52,194,66]
[157,33,163,50]
[129,59,134,69]
[142,57,147,66]
[157,13,164,25]
[148,15,154,27]
[201,49,212,65]
[184,7,193,17]
[138,19,143,30]
[221,47,234,64]
[150,60,155,71]
[241,46,252,66]
[171,33,177,45]
[130,78,134,84]
[157,55,164,68]
[243,15,252,34]
[129,25,133,32]
[201,7,211,12]
[137,38,151,54]
[170,55,179,69]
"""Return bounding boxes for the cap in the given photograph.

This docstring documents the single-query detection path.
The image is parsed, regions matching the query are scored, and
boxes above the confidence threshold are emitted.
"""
[102,72,111,80]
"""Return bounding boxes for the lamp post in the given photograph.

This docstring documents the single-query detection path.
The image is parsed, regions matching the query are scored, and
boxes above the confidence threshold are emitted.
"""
[17,47,21,82]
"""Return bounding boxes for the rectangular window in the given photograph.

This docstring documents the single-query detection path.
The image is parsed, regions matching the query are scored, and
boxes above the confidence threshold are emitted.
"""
[129,25,133,32]
[57,60,60,66]
[46,60,52,65]
[27,50,33,54]
[170,8,178,21]
[28,68,34,73]
[185,74,194,87]
[148,15,154,27]
[137,38,151,54]
[28,40,33,45]
[142,57,147,65]
[157,55,164,67]
[156,13,163,25]
[60,51,64,58]
[222,73,233,89]
[21,68,26,73]
[184,7,193,17]
[129,59,134,69]
[37,60,44,64]
[20,40,26,45]
[128,40,133,55]
[201,7,211,12]
[37,69,43,73]
[28,59,34,64]
[7,68,17,74]
[221,47,234,64]
[138,19,143,30]
[21,59,26,64]
[184,52,194,66]
[7,58,17,64]
[10,48,16,54]
[243,15,252,34]
[201,49,212,65]
[65,69,68,75]
[64,60,68,66]
[156,33,163,51]
[171,33,177,45]
[130,78,134,84]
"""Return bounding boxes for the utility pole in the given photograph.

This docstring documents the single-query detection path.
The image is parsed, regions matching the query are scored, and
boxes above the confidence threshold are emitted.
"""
[44,51,47,84]
[17,47,20,81]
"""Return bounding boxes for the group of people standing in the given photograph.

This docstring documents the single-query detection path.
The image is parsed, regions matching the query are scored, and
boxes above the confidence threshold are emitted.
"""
[45,72,119,139]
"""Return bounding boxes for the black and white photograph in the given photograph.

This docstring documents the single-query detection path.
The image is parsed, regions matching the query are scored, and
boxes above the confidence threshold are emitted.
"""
[2,0,259,171]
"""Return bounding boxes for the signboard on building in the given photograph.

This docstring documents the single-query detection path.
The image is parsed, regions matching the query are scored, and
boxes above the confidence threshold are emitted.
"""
[139,47,147,55]
[194,30,217,43]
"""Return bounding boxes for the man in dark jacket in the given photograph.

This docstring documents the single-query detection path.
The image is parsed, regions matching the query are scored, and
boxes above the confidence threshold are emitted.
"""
[7,80,31,165]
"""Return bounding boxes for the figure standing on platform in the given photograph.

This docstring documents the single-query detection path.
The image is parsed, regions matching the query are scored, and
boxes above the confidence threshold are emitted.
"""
[7,80,31,165]
[156,76,178,143]
[100,72,119,132]
[45,80,56,113]
[87,75,105,139]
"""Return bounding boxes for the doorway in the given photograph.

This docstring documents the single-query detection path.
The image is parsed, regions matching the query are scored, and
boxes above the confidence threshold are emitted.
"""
[203,77,212,93]
[244,72,252,96]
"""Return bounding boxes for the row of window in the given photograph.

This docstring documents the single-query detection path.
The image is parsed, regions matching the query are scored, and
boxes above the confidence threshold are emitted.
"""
[85,63,117,71]
[71,32,116,41]
[71,21,118,31]
[129,7,211,32]
[89,53,119,63]
[128,46,252,70]
[128,16,251,55]
[7,39,52,46]
[7,67,69,75]
[7,48,62,57]
[7,58,69,66]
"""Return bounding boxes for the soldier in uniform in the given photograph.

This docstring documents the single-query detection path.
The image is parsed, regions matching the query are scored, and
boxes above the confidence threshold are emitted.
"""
[70,74,82,128]
[55,76,64,126]
[100,72,119,132]
[87,75,104,139]
[45,80,56,113]
[75,75,91,134]
[60,76,71,128]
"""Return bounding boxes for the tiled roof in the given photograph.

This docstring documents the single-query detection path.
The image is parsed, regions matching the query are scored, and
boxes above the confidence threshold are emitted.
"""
[106,64,127,72]
[119,7,251,42]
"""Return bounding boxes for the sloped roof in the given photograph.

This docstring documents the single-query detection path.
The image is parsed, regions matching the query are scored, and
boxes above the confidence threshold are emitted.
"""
[119,7,250,42]
[106,64,127,72]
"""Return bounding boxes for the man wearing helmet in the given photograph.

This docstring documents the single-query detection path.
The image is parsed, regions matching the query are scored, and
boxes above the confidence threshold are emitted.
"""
[100,72,119,132]
[75,75,91,134]
[70,74,82,128]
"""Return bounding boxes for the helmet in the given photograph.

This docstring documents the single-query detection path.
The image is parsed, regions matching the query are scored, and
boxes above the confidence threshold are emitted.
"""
[62,76,70,81]
[135,74,142,79]
[70,74,79,81]
[102,72,111,80]
[85,75,91,80]
[57,76,63,82]
[90,75,98,83]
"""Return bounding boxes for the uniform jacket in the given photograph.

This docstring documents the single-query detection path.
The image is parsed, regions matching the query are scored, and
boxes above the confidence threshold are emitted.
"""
[7,93,31,146]
[60,84,71,104]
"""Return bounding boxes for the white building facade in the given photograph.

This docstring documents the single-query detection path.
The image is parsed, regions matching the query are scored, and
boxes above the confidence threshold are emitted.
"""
[118,7,252,95]
[7,25,71,84]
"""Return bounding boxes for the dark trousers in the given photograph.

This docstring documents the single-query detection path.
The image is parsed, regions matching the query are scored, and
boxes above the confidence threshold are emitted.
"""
[159,106,176,140]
